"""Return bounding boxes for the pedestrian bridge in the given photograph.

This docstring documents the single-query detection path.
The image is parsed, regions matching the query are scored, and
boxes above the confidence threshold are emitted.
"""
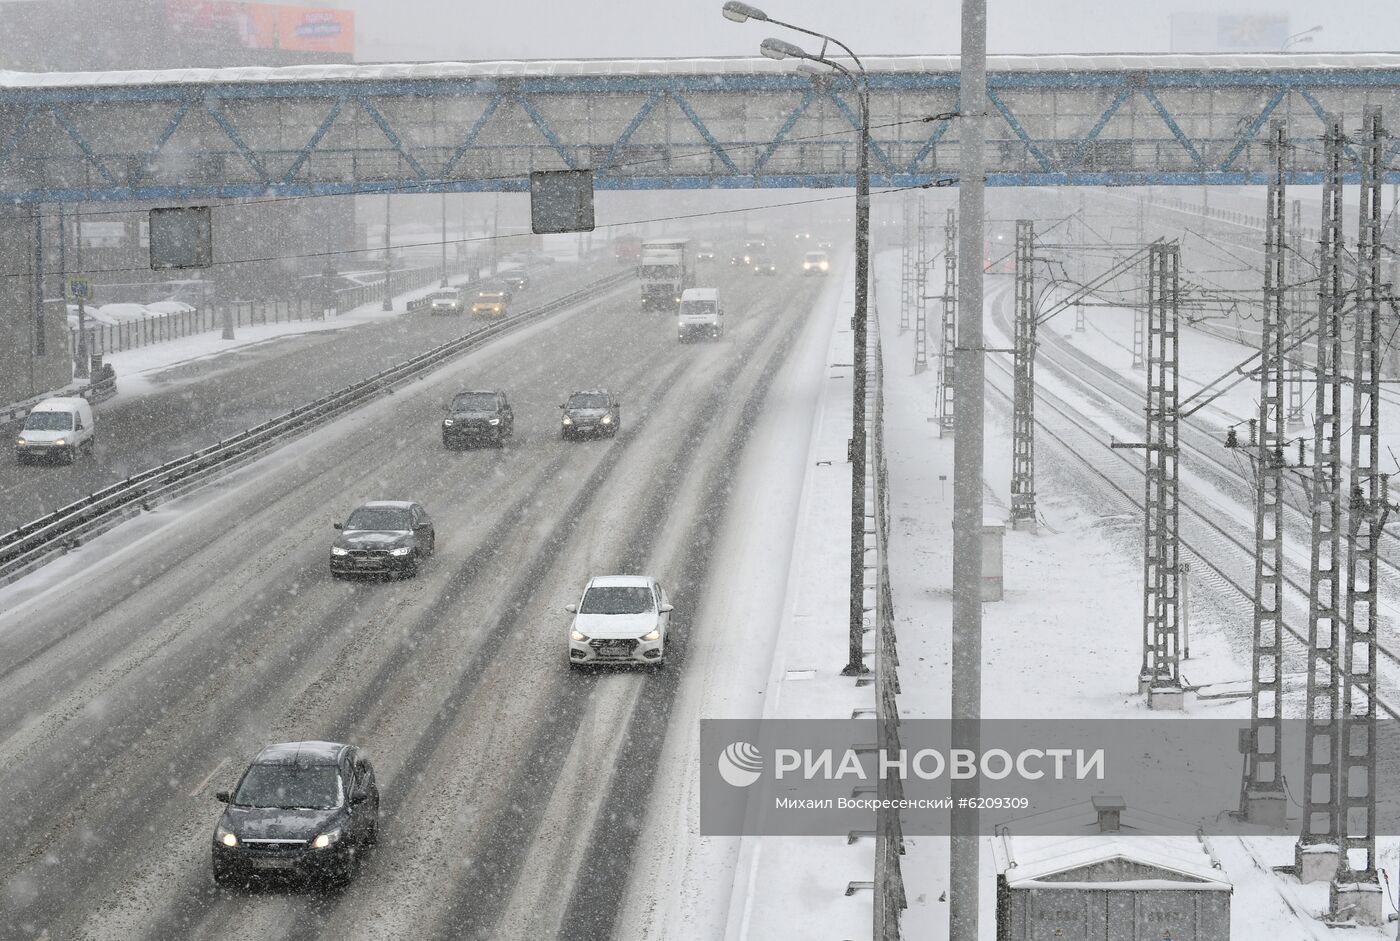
[1,53,1398,202]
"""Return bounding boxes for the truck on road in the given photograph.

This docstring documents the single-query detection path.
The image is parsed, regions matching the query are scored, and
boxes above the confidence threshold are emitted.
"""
[639,238,694,310]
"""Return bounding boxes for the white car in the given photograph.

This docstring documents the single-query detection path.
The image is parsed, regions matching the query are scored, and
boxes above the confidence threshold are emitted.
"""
[566,575,673,670]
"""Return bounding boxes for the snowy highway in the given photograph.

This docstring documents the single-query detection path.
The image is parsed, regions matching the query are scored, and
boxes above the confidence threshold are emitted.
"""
[0,258,827,940]
[0,260,606,535]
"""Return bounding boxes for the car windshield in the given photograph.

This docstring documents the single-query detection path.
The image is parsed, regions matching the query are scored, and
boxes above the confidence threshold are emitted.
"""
[345,507,411,531]
[233,764,342,810]
[431,291,457,301]
[580,586,654,615]
[641,265,679,278]
[24,411,72,431]
[805,253,826,262]
[568,394,609,409]
[451,393,497,411]
[680,301,715,317]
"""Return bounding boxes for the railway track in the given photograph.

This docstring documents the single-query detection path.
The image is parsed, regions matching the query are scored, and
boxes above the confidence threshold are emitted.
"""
[983,287,1400,719]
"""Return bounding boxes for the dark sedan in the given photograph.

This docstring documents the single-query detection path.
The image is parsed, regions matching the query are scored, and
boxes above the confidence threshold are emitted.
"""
[211,741,379,889]
[561,390,621,440]
[329,501,435,578]
[442,389,513,448]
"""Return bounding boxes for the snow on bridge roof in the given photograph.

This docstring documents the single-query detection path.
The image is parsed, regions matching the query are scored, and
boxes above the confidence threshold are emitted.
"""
[2,53,1399,90]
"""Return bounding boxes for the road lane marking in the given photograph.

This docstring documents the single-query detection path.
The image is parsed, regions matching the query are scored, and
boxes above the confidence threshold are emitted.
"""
[189,757,228,797]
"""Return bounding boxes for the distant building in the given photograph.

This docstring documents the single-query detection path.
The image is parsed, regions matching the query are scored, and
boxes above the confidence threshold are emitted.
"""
[1169,12,1291,52]
[0,0,358,291]
[0,0,355,71]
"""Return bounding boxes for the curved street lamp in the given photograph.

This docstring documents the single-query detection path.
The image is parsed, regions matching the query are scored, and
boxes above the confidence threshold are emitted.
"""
[1281,25,1322,51]
[725,3,872,677]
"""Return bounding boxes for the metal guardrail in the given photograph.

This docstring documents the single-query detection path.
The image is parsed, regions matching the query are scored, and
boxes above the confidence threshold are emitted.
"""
[869,306,907,941]
[0,269,632,586]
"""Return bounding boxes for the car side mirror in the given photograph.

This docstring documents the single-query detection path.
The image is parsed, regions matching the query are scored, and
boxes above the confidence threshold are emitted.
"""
[333,522,343,530]
[215,790,231,803]
[565,603,578,613]
[660,604,674,614]
[350,789,369,805]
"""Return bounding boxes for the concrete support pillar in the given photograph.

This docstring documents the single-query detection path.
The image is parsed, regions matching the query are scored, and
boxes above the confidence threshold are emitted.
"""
[0,207,69,404]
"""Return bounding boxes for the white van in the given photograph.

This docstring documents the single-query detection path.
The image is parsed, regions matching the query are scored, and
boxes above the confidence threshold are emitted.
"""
[678,288,724,343]
[16,397,96,465]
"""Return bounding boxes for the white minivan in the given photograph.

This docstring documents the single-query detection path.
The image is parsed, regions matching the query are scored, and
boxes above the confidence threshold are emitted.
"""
[677,287,724,343]
[16,397,96,465]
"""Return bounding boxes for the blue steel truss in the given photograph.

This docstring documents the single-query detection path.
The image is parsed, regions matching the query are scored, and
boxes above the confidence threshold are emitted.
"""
[1,56,1399,202]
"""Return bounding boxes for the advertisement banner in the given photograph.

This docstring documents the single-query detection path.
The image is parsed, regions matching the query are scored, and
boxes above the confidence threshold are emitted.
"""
[166,1,353,55]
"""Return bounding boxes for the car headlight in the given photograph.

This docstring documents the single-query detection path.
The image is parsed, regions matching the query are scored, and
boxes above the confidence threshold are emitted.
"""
[217,827,238,847]
[488,418,501,425]
[642,628,661,642]
[601,415,613,424]
[331,546,349,556]
[54,438,65,446]
[15,437,25,446]
[443,418,455,427]
[389,546,412,557]
[562,416,573,425]
[571,629,588,642]
[312,830,341,850]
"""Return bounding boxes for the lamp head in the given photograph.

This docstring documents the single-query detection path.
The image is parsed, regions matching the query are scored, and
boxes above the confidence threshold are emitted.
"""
[722,1,768,23]
[760,37,808,61]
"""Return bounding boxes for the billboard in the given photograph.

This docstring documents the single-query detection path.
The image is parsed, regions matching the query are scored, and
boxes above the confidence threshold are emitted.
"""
[166,1,354,55]
[1170,12,1290,52]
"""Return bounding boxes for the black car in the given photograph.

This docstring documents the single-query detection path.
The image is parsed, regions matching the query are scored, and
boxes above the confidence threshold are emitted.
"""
[442,389,513,448]
[211,741,379,889]
[329,501,435,578]
[502,271,529,292]
[561,390,621,440]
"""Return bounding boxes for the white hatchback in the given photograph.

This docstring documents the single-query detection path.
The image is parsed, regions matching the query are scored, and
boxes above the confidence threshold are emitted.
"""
[566,575,673,670]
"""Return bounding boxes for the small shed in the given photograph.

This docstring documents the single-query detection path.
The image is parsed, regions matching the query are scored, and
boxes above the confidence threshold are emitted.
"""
[993,802,1232,941]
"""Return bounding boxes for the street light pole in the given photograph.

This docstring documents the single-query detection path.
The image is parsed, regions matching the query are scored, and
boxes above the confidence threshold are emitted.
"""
[382,193,393,312]
[737,5,872,679]
[440,190,449,287]
[952,0,987,939]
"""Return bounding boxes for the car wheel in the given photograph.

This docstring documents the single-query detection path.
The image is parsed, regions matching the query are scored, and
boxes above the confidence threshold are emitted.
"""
[427,533,436,556]
[365,817,379,847]
[561,428,572,441]
[212,863,237,889]
[649,660,666,673]
[65,447,77,465]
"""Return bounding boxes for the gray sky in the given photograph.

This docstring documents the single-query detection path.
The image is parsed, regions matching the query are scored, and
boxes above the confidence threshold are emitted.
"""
[353,1,1396,62]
